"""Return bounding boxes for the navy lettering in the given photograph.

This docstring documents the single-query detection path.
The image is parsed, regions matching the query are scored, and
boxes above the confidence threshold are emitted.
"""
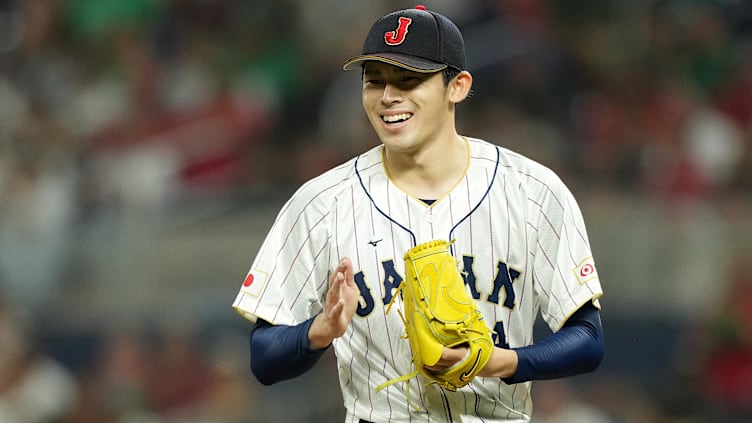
[461,255,481,299]
[353,271,375,316]
[381,259,403,305]
[487,261,520,309]
[493,321,510,348]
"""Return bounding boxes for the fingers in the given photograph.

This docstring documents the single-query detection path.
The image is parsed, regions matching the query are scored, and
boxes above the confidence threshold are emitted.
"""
[340,257,354,286]
[330,259,348,284]
[327,267,348,314]
[330,268,345,287]
[424,346,469,372]
[330,258,355,292]
[323,257,358,338]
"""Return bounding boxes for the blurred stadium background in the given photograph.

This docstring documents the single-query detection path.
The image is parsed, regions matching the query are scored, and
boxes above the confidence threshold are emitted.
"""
[1,0,751,422]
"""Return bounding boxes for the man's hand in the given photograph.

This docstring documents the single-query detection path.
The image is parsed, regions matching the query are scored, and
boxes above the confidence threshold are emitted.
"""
[425,345,519,378]
[309,258,358,349]
[423,345,469,372]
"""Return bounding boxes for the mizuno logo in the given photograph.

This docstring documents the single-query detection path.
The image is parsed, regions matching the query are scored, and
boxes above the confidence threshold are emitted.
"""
[460,349,483,381]
[368,239,383,247]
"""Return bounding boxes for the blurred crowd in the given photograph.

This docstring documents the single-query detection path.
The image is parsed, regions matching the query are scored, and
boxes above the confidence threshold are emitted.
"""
[1,0,752,422]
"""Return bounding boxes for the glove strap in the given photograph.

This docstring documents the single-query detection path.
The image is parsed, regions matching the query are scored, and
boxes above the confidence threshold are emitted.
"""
[375,370,424,412]
[375,370,417,392]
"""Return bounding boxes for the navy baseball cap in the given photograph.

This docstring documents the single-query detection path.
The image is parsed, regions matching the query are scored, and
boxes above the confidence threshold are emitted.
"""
[342,5,466,73]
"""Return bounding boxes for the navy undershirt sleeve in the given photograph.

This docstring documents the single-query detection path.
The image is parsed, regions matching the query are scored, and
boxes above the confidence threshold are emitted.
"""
[249,316,328,385]
[249,302,603,386]
[503,302,605,384]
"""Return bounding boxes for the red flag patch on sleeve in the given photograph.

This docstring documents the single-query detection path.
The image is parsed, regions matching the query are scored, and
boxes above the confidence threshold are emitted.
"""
[241,268,268,297]
[573,257,598,285]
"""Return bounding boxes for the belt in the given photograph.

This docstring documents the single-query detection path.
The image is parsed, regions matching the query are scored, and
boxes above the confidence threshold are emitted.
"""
[359,420,373,423]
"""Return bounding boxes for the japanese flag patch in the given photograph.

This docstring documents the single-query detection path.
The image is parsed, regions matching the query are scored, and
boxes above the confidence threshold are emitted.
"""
[241,268,268,297]
[573,257,598,285]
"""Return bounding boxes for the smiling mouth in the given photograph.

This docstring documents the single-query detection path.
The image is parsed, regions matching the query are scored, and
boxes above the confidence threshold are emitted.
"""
[382,113,413,124]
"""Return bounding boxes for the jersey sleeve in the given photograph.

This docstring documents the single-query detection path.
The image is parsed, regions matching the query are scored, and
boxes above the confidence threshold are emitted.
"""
[232,184,333,326]
[531,172,603,331]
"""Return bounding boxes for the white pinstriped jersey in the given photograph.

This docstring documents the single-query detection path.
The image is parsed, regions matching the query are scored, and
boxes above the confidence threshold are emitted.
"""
[233,137,603,422]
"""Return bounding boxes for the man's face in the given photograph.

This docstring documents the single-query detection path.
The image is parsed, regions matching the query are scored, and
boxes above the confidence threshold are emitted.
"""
[361,61,453,153]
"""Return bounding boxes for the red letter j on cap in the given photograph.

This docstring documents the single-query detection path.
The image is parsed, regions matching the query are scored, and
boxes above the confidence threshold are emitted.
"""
[385,17,412,45]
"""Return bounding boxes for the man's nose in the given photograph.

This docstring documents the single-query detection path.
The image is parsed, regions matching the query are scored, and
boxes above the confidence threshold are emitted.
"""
[381,83,403,103]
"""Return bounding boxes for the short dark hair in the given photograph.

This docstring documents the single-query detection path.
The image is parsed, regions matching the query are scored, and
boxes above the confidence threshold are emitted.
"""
[442,67,461,86]
[443,67,473,99]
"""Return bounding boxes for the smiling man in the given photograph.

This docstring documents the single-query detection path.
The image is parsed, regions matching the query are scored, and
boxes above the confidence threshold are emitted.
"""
[232,5,605,422]
[359,62,472,200]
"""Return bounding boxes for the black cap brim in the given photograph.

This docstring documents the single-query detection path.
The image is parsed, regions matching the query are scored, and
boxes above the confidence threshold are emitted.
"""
[342,52,448,73]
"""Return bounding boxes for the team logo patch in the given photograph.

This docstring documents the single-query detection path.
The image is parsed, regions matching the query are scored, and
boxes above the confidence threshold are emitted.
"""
[573,257,598,285]
[385,17,412,45]
[241,268,268,297]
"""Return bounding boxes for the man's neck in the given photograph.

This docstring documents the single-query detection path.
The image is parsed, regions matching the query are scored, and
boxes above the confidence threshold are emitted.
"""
[383,135,469,200]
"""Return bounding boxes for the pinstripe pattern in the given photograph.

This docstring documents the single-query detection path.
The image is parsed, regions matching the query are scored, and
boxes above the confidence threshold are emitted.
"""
[233,137,603,422]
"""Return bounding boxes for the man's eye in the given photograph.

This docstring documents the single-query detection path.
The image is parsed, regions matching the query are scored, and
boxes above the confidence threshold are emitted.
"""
[400,76,424,87]
[365,79,383,85]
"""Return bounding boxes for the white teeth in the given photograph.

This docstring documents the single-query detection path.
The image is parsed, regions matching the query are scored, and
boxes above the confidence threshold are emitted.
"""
[382,113,412,123]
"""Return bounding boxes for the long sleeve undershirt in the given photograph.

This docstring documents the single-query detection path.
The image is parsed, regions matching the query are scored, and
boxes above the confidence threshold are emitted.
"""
[248,302,604,386]
[503,302,604,384]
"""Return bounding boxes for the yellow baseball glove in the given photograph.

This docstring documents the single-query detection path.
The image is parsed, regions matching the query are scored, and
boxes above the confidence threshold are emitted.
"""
[377,239,494,393]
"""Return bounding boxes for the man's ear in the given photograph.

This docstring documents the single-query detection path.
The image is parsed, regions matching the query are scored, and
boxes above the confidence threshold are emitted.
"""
[448,71,473,103]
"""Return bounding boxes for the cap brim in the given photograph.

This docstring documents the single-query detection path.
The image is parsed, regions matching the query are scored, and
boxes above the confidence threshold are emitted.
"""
[342,52,448,73]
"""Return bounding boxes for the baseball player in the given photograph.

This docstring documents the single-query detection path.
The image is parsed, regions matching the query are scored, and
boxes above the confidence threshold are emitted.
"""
[232,5,604,422]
